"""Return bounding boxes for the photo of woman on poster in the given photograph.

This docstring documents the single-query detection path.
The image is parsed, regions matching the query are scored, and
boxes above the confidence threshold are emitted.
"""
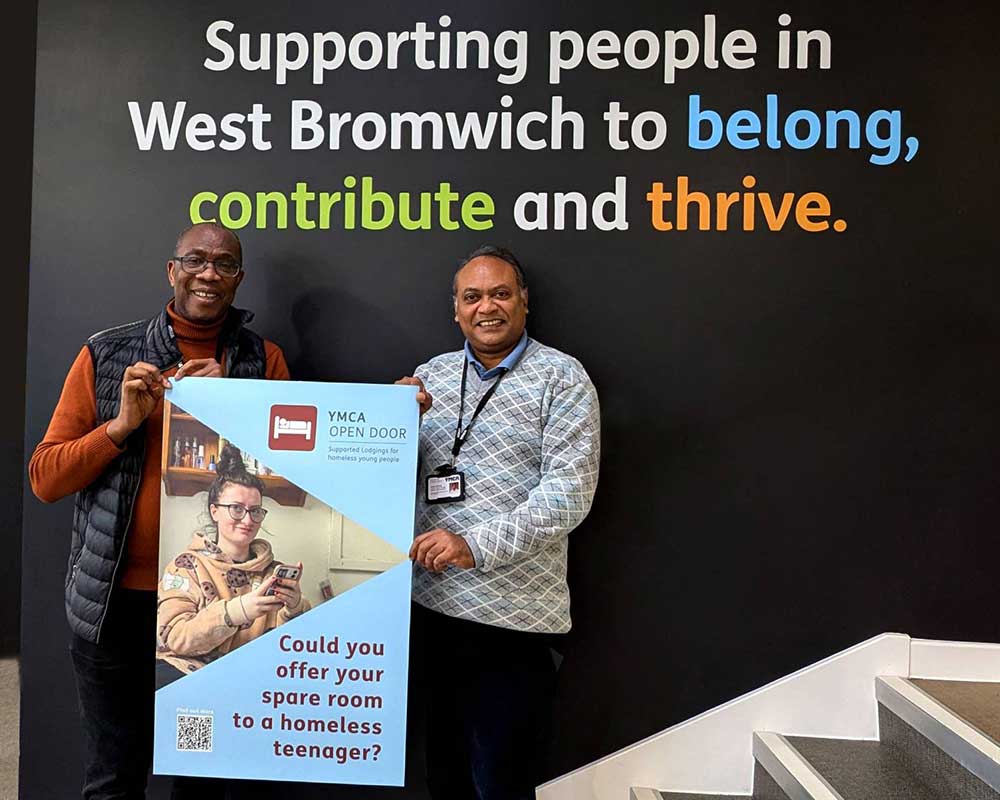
[155,444,309,686]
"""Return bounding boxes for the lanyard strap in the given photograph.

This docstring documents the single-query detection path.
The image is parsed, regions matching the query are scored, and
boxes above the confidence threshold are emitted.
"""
[452,358,508,461]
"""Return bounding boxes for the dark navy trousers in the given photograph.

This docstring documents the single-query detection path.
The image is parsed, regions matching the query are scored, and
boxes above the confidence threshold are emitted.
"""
[414,604,560,800]
[70,589,157,800]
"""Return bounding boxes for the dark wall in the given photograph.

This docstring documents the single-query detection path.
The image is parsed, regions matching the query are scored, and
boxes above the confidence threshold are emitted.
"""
[1,0,37,656]
[22,1,1000,797]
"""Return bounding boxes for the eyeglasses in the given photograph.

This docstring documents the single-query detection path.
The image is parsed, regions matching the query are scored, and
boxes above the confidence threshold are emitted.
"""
[212,503,267,523]
[173,254,243,278]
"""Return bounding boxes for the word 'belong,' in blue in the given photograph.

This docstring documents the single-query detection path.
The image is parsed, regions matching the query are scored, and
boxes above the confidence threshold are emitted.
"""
[688,94,919,166]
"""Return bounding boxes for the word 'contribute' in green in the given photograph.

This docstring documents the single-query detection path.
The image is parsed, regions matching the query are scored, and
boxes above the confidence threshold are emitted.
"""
[189,178,495,231]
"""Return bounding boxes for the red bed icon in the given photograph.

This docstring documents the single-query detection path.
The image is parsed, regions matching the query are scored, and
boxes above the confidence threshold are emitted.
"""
[268,405,318,451]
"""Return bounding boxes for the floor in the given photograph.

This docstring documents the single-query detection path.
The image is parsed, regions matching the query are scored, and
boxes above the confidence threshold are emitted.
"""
[0,658,18,800]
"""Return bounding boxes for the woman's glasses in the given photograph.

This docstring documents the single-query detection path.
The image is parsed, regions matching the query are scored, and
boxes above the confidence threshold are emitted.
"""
[212,503,268,523]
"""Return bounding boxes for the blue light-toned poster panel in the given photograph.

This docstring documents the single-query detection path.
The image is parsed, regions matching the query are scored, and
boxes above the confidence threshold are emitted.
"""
[153,379,419,785]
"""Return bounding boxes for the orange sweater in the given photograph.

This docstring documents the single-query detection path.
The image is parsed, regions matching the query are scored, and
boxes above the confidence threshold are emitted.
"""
[29,303,290,589]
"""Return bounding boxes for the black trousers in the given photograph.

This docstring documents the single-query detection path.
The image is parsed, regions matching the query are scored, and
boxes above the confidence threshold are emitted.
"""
[414,604,560,800]
[167,771,280,799]
[70,588,157,800]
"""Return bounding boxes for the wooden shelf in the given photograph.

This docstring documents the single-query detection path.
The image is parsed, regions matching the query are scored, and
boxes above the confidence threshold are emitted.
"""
[162,400,306,507]
[162,467,306,506]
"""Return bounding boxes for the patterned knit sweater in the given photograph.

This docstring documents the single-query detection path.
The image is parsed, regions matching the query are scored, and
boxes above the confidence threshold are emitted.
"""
[414,338,601,633]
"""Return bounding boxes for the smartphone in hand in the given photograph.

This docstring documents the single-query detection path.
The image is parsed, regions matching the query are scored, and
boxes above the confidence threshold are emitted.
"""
[264,564,302,595]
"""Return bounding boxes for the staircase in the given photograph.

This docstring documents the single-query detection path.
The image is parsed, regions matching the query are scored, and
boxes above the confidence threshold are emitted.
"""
[631,677,1000,800]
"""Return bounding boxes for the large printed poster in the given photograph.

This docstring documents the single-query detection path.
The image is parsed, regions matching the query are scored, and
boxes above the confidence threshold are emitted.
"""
[152,378,419,785]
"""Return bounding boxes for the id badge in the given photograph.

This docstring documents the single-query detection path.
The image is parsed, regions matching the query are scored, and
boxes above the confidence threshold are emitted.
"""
[425,465,465,504]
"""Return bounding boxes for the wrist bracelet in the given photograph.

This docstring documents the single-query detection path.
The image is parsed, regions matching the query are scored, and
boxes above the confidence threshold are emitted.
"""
[223,601,234,628]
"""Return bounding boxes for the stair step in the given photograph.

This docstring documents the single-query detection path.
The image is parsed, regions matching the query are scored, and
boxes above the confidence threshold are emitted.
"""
[660,794,749,799]
[752,732,843,800]
[912,679,1000,744]
[786,735,954,800]
[632,678,1000,800]
[630,790,748,800]
[877,676,1000,796]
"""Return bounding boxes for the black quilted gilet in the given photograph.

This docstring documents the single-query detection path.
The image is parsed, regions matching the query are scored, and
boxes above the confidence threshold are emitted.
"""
[66,306,266,642]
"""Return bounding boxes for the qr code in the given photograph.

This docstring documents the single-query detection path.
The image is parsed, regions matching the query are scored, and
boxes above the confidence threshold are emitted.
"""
[176,713,213,752]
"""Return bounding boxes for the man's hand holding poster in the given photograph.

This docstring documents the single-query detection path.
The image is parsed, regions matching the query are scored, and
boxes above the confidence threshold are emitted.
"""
[152,378,419,785]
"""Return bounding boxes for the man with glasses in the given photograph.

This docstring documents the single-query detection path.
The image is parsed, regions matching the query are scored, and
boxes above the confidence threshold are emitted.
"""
[29,222,289,800]
[398,245,601,800]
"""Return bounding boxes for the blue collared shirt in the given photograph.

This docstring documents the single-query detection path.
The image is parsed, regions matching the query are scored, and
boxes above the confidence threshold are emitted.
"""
[464,331,529,380]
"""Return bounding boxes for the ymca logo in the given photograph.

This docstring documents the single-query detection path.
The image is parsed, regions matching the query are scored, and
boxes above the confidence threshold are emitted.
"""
[268,405,318,452]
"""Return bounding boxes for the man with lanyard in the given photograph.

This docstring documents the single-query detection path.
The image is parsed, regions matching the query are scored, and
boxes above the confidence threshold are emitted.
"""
[29,222,290,799]
[398,245,601,800]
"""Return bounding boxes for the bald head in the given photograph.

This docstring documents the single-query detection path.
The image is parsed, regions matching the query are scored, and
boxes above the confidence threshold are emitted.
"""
[175,222,242,263]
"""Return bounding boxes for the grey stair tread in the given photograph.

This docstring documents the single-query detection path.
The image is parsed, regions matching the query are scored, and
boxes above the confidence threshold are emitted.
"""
[631,792,748,800]
[911,679,1000,743]
[786,736,949,800]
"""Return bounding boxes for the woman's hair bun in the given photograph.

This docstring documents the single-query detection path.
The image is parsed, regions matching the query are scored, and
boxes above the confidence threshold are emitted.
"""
[216,443,249,480]
[206,443,265,513]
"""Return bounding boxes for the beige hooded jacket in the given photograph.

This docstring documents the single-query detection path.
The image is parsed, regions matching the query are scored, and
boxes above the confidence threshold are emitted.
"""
[156,532,309,674]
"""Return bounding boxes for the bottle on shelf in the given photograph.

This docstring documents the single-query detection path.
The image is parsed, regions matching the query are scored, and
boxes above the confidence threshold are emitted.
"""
[172,437,181,467]
[196,444,205,470]
[208,454,217,472]
[182,437,191,468]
